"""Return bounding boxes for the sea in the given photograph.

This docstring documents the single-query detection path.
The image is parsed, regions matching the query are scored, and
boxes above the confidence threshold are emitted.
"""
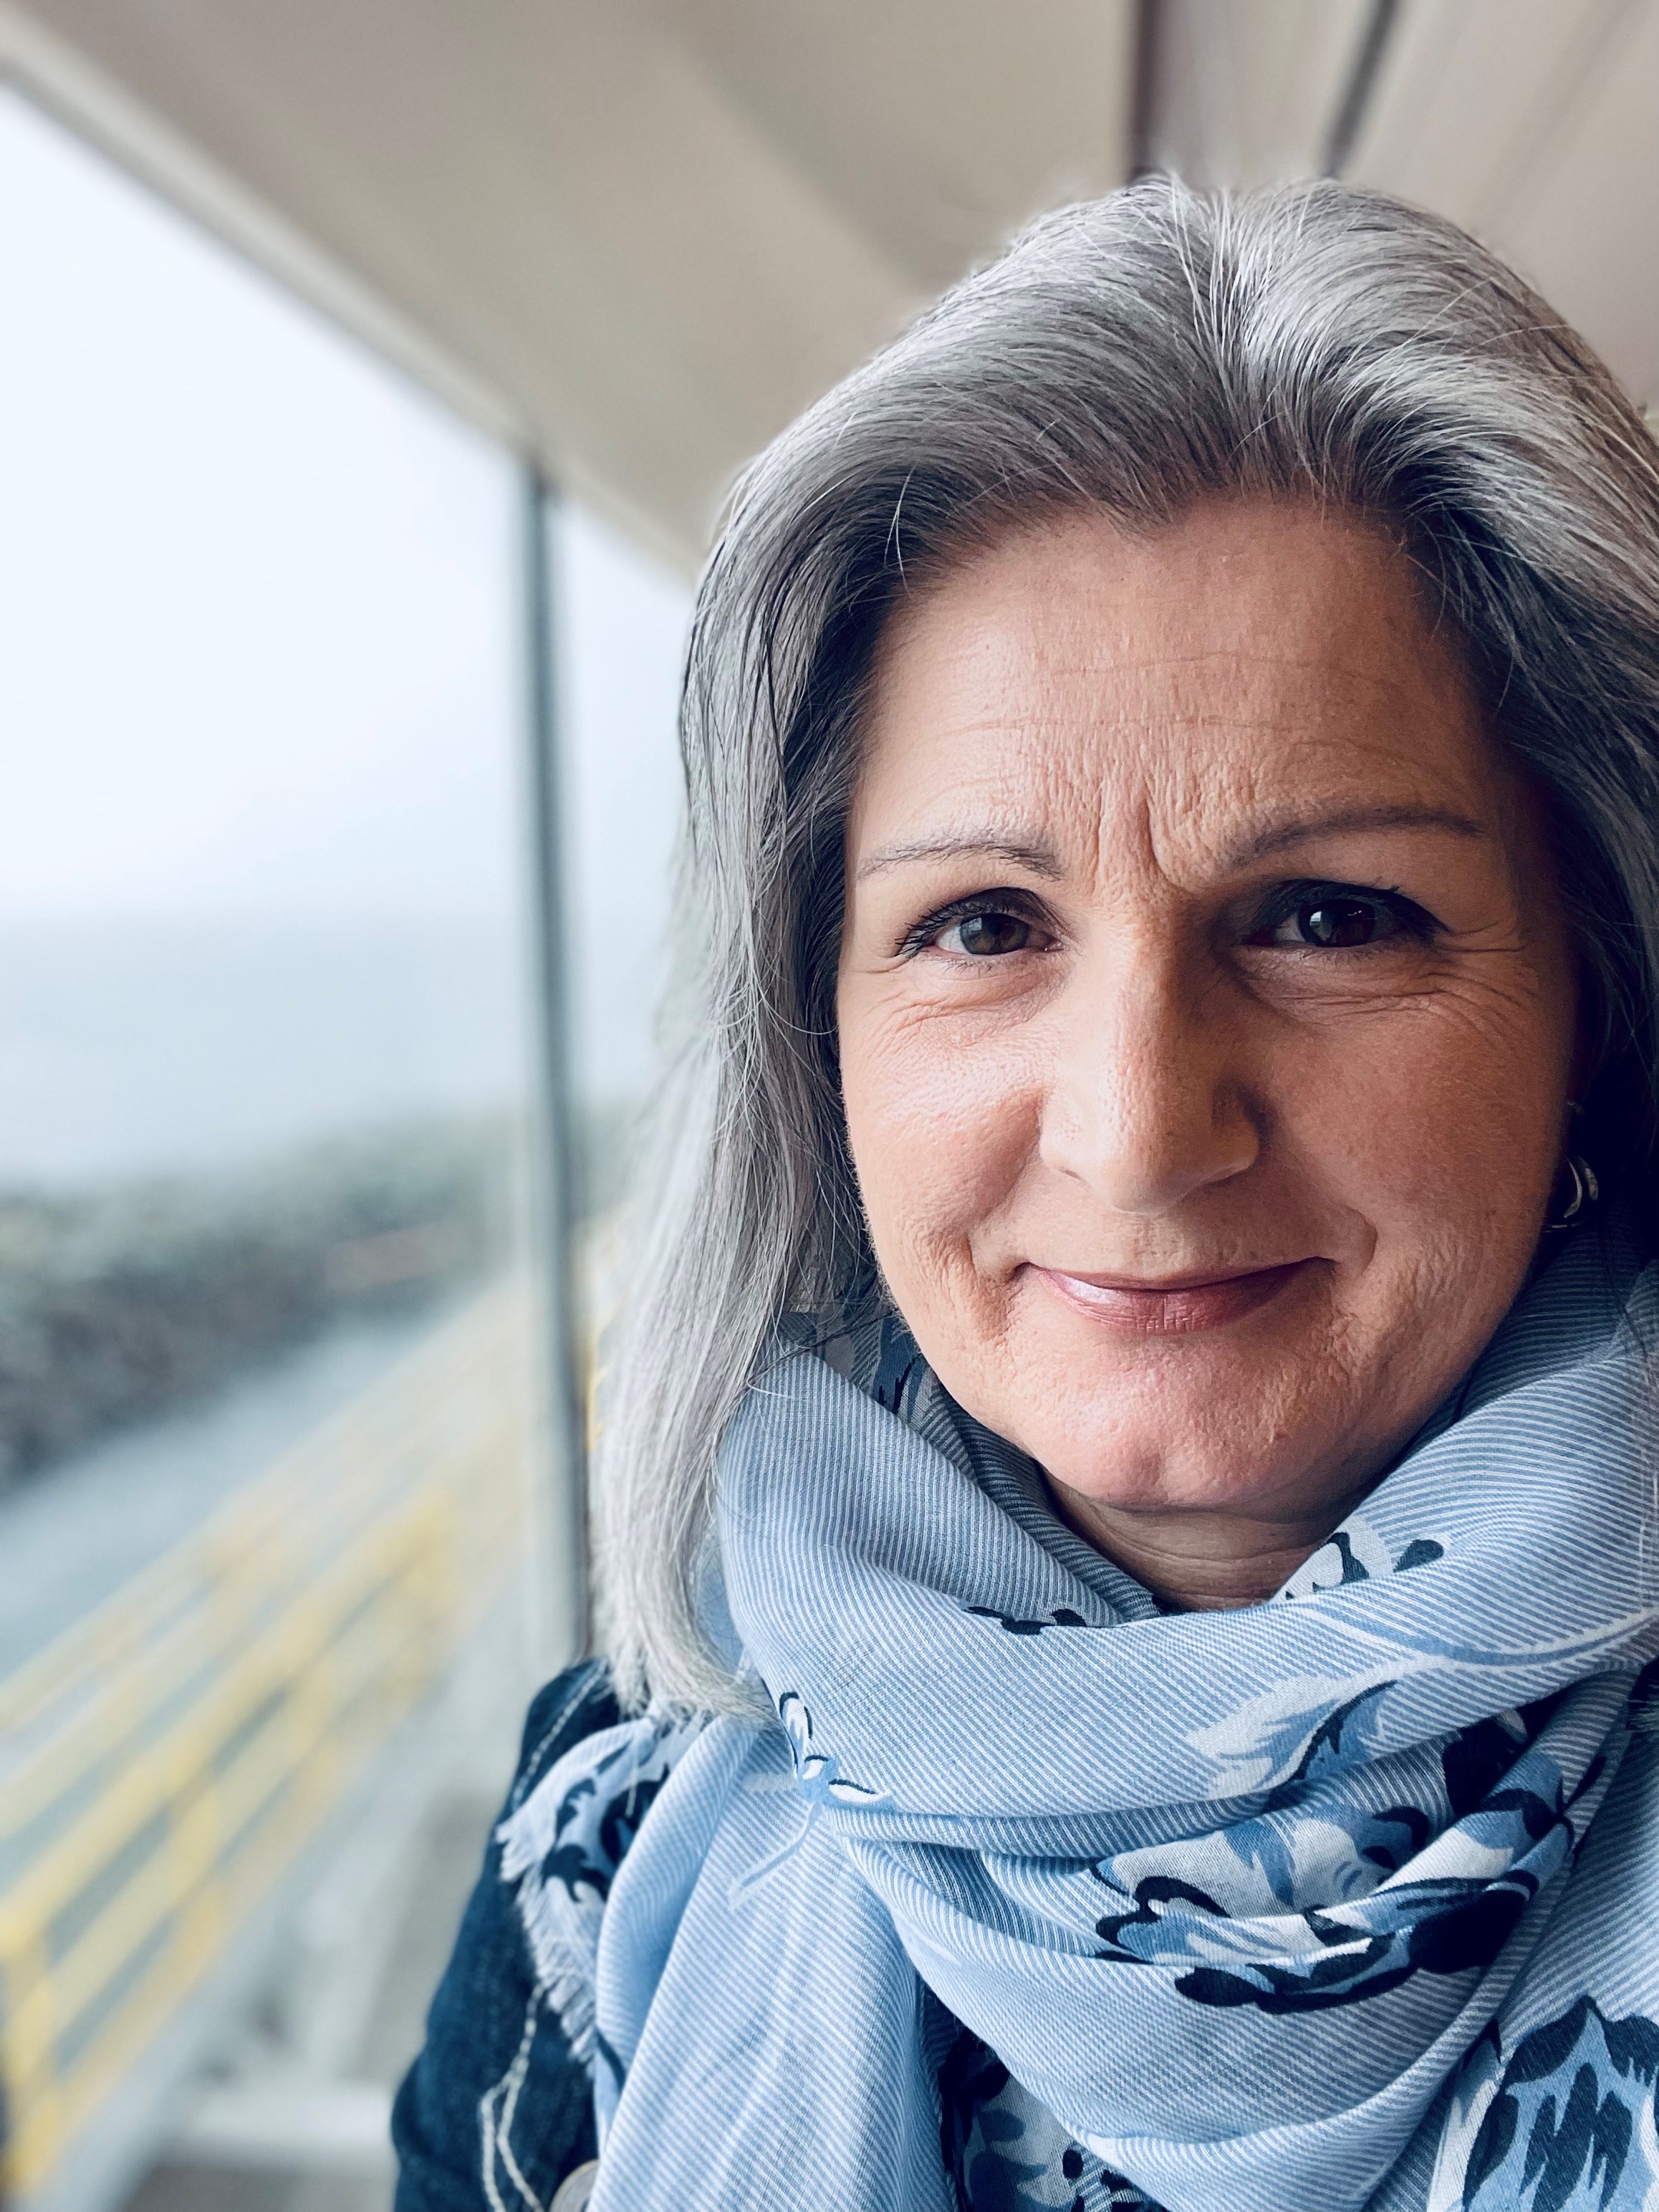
[0,912,533,1672]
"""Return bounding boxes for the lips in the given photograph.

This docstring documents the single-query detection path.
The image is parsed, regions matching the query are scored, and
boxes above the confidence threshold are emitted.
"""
[1029,1259,1314,1336]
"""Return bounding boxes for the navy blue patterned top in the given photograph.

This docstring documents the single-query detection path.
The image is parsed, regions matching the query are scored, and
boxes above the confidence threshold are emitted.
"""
[392,1660,1135,2212]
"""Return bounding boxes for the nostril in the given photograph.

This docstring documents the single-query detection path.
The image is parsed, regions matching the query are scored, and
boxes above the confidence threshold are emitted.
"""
[1038,1077,1261,1216]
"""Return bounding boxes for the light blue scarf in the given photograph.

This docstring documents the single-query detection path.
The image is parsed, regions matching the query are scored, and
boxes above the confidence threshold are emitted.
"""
[499,1224,1659,2211]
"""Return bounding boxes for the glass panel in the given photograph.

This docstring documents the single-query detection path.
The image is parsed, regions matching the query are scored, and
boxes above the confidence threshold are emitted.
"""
[0,85,550,2211]
[554,501,692,1224]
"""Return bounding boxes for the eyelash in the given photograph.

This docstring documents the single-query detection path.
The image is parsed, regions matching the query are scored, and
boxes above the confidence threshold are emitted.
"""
[1243,880,1440,948]
[897,880,1441,959]
[897,891,1053,958]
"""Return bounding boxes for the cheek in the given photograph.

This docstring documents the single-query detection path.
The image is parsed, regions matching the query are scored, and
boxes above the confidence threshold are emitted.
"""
[837,986,1041,1287]
[1268,980,1571,1284]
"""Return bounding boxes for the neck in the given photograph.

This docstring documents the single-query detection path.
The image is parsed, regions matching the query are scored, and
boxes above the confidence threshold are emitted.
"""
[1044,1478,1360,1612]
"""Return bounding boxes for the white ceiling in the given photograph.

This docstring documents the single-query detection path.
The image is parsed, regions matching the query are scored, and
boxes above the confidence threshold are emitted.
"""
[3,0,1653,569]
[1145,0,1659,413]
[0,0,1134,567]
[1350,0,1659,410]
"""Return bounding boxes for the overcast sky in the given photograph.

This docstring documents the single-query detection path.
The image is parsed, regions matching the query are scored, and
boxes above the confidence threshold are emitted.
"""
[0,85,689,1165]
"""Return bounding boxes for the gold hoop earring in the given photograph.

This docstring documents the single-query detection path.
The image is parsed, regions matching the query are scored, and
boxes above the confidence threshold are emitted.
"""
[1546,1154,1600,1233]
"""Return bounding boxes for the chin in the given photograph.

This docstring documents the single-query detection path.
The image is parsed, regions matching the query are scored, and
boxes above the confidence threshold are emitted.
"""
[1010,1398,1323,1516]
[1037,1423,1328,1518]
[939,1292,1370,1517]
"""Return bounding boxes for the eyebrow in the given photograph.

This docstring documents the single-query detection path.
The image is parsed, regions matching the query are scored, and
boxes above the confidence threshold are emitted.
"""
[853,804,1486,883]
[1221,803,1487,866]
[854,834,1064,882]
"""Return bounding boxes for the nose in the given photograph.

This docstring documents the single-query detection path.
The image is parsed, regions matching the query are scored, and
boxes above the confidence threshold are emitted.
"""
[1037,951,1260,1216]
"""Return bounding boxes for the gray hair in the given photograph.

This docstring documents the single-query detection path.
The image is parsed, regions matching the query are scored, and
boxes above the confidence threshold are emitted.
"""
[597,176,1659,1713]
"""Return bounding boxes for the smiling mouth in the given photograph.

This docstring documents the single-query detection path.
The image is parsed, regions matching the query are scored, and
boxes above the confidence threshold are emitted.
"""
[1029,1259,1315,1335]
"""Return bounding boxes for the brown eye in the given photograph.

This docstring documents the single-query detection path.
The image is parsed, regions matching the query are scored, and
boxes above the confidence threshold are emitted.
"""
[944,910,1036,956]
[1246,883,1433,953]
[1297,897,1380,947]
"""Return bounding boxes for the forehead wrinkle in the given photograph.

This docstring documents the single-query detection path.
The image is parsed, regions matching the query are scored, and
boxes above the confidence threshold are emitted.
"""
[852,711,1123,885]
[1039,644,1439,698]
[1123,705,1494,857]
[862,618,1495,895]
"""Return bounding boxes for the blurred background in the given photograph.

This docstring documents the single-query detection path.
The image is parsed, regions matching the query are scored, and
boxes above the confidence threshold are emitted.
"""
[0,4,1653,2207]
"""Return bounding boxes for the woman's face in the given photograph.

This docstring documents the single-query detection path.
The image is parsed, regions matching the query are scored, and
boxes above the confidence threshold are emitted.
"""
[836,501,1579,1605]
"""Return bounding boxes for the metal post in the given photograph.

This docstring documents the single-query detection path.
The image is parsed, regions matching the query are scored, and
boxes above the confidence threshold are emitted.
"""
[1129,0,1163,181]
[1322,0,1403,177]
[521,464,590,1660]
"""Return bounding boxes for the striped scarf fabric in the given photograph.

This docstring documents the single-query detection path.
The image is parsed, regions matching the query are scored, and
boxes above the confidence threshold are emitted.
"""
[499,1221,1659,2212]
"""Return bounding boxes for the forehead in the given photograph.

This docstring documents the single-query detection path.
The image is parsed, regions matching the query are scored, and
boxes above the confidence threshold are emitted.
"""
[855,501,1496,853]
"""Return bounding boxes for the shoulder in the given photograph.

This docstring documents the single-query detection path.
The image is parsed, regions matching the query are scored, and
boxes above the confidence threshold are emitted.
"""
[506,1658,624,1812]
[391,1660,620,2212]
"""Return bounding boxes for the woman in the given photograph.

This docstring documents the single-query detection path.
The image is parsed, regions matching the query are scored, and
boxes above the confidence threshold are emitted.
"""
[394,178,1659,2212]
